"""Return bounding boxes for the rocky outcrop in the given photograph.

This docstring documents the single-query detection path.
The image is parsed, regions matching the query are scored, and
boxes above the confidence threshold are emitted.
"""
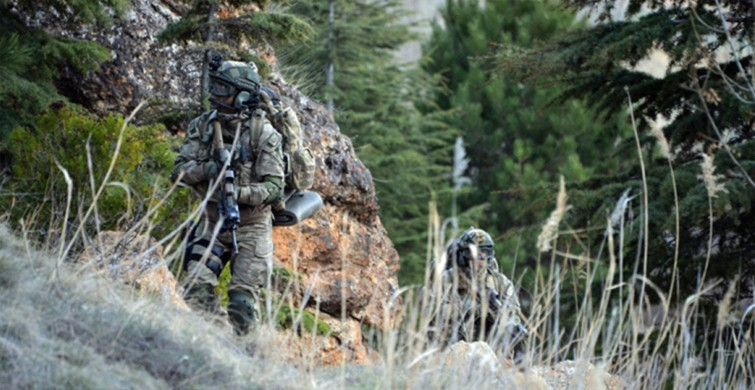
[14,0,402,364]
[273,205,402,332]
[78,230,187,310]
[10,0,196,115]
[271,80,403,331]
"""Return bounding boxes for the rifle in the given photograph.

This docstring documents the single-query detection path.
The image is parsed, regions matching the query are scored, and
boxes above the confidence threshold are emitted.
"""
[211,118,241,256]
[485,288,504,314]
[475,285,529,346]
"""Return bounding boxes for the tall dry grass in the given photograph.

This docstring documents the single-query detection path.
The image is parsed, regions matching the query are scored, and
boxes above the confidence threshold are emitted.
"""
[1,102,753,390]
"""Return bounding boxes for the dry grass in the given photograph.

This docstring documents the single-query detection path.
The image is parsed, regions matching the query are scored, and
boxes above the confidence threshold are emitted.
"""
[0,224,308,389]
[1,103,753,390]
[3,209,753,389]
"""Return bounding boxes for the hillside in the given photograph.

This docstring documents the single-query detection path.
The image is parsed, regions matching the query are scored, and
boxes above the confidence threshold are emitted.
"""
[0,224,302,388]
[0,223,627,389]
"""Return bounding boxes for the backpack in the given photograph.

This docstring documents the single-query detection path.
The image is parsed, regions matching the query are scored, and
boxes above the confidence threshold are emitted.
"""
[259,90,316,191]
[256,89,321,226]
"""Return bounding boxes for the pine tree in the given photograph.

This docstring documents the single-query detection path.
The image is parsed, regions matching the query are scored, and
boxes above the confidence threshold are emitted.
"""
[281,0,457,285]
[0,0,126,154]
[423,0,629,274]
[500,0,755,301]
[279,1,410,110]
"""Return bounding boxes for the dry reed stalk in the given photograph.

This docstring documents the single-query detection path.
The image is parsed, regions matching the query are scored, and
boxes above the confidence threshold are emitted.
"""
[698,152,728,199]
[646,115,682,302]
[536,175,569,253]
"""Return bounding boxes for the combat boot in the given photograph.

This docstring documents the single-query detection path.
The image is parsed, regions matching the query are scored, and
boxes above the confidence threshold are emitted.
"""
[184,283,222,314]
[227,289,258,335]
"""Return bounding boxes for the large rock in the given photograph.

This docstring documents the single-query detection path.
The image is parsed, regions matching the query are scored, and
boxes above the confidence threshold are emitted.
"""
[14,0,403,362]
[269,70,403,334]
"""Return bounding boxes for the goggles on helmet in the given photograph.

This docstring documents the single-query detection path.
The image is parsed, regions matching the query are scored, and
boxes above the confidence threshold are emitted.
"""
[478,245,495,261]
[210,79,235,97]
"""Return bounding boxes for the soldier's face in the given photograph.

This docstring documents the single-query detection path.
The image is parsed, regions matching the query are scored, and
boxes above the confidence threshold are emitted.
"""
[212,94,236,114]
[470,247,486,271]
[475,258,486,271]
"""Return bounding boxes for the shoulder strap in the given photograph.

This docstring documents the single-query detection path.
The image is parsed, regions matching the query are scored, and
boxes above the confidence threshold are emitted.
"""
[200,110,219,144]
[248,108,266,151]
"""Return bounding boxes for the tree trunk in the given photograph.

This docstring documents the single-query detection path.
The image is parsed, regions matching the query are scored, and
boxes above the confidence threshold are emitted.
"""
[200,1,218,109]
[325,0,335,113]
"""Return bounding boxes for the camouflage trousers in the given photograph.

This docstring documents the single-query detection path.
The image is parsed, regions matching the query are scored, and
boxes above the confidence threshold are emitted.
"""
[182,214,273,330]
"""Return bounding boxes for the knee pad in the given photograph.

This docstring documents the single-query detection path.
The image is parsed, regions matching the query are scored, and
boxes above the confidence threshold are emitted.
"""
[185,237,231,277]
[227,289,257,335]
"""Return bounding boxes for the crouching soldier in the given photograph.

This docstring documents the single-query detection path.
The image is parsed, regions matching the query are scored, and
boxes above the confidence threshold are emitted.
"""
[172,57,285,335]
[430,227,528,358]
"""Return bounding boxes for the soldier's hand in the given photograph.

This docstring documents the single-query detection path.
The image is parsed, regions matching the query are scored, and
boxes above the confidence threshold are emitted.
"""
[204,161,220,179]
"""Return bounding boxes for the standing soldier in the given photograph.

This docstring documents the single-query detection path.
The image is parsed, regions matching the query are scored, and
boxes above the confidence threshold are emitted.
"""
[430,227,528,357]
[172,57,285,335]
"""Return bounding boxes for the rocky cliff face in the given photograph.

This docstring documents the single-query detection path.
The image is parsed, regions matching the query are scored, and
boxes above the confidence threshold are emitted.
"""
[11,0,196,114]
[13,0,402,364]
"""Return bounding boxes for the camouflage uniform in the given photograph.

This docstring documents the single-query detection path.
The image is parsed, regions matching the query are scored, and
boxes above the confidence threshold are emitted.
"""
[429,228,528,355]
[172,60,285,335]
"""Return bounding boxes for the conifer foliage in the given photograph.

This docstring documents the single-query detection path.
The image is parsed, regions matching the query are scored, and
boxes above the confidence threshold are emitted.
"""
[281,0,456,285]
[423,0,628,272]
[501,0,755,300]
[0,0,125,152]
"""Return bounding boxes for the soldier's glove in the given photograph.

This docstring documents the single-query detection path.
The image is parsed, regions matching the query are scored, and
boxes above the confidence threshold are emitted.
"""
[204,160,220,180]
[261,176,284,205]
[235,176,283,206]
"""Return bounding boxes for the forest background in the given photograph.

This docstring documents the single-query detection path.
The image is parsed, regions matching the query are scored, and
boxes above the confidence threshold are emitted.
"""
[2,0,755,387]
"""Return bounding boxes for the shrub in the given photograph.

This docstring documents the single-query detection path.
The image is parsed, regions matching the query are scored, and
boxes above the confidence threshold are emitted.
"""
[2,106,194,245]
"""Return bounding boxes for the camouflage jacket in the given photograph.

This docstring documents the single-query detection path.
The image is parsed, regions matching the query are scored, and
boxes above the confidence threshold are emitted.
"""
[172,109,285,219]
[430,263,525,344]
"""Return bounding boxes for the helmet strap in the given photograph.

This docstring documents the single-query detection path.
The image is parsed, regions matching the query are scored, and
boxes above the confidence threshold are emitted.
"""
[209,96,240,113]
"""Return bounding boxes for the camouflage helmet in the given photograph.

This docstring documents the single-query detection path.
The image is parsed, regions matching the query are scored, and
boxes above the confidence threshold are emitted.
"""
[458,227,495,263]
[208,56,261,98]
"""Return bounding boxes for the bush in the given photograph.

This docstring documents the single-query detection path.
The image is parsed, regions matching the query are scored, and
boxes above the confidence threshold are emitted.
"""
[2,106,194,245]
